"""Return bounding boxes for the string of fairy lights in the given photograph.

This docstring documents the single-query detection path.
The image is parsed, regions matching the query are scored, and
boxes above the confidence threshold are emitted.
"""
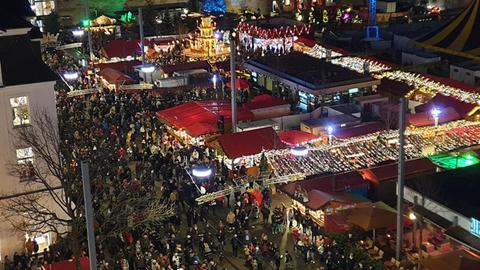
[267,120,480,177]
[305,44,480,105]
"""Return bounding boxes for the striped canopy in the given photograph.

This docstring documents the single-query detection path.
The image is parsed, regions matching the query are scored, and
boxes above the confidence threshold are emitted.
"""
[417,0,480,60]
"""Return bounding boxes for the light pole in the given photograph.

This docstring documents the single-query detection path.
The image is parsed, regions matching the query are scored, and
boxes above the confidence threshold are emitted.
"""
[63,71,79,81]
[230,33,238,133]
[72,29,85,37]
[138,8,145,64]
[80,162,98,270]
[396,97,407,261]
[212,74,219,99]
[140,64,155,84]
[431,108,441,127]
[327,125,334,145]
[84,0,94,62]
[409,212,417,249]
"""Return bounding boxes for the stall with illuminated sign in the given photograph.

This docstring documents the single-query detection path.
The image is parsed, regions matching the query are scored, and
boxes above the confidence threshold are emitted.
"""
[237,18,312,53]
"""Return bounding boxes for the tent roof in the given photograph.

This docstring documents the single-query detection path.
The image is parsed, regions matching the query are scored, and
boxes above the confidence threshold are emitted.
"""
[98,68,133,84]
[408,106,461,127]
[226,78,251,89]
[278,130,318,146]
[103,39,142,59]
[417,0,480,60]
[156,100,254,137]
[160,60,211,75]
[415,93,477,118]
[216,127,286,159]
[95,60,141,73]
[305,190,366,211]
[359,158,437,184]
[48,257,90,270]
[295,37,317,48]
[343,201,397,231]
[243,94,289,111]
[282,170,366,195]
[334,122,386,139]
[305,190,339,210]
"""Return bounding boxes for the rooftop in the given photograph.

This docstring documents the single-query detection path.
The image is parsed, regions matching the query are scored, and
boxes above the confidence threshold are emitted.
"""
[453,61,480,71]
[405,164,480,220]
[302,114,359,128]
[245,52,374,93]
[0,0,34,31]
[403,50,440,58]
[0,35,57,86]
[217,127,286,159]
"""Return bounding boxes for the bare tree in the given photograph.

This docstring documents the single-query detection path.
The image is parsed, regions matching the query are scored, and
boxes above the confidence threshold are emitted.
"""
[379,104,399,130]
[0,109,174,266]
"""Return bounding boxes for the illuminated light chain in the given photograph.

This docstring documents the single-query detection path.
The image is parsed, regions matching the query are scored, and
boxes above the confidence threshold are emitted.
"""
[265,120,480,177]
[306,44,342,59]
[377,71,480,105]
[331,57,390,73]
[304,45,479,105]
[236,21,313,39]
[305,45,390,73]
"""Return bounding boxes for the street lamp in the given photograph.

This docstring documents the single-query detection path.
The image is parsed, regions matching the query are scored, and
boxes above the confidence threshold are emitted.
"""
[431,108,441,127]
[72,29,85,37]
[290,146,309,157]
[140,64,155,84]
[327,125,334,145]
[409,212,417,249]
[212,74,219,89]
[140,64,155,73]
[192,167,213,178]
[63,71,79,81]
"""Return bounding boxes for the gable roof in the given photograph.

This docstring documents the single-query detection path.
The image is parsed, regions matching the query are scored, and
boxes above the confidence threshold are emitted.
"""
[217,127,286,159]
[156,100,254,137]
[414,93,477,118]
[0,0,34,31]
[98,68,133,85]
[0,35,57,86]
[103,39,142,59]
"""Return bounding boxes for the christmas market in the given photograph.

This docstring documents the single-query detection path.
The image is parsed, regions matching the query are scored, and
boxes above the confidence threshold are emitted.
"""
[5,0,480,269]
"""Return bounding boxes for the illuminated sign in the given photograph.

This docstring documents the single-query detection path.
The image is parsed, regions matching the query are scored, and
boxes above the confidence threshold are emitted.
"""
[471,218,480,237]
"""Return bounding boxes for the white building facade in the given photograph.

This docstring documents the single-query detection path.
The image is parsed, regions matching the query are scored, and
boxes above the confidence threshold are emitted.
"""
[0,21,58,260]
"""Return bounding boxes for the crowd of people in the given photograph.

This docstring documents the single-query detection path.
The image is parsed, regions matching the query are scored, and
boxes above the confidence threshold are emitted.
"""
[3,74,382,269]
[6,22,468,270]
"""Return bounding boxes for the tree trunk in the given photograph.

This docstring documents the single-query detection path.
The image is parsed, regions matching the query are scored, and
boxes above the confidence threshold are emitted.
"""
[71,223,83,270]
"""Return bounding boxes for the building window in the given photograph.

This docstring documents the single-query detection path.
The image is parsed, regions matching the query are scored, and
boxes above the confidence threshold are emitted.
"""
[31,0,55,17]
[16,147,35,180]
[10,96,31,127]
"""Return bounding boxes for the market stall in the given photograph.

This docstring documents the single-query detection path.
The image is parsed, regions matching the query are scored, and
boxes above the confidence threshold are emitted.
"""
[237,18,312,52]
[156,100,254,145]
[215,127,286,169]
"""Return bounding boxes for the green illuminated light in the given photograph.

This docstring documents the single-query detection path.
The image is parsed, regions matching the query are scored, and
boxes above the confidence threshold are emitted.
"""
[81,19,92,28]
[429,152,480,170]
